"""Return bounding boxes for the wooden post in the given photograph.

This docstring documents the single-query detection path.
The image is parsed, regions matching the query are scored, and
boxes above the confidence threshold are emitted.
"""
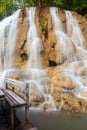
[11,109,14,130]
[6,83,8,89]
[12,87,15,92]
[25,82,29,125]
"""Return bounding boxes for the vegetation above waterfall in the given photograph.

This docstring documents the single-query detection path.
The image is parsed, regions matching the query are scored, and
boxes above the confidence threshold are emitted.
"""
[0,0,87,20]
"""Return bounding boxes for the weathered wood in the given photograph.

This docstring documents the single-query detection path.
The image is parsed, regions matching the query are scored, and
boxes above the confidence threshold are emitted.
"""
[3,90,16,107]
[3,82,30,130]
[11,109,14,130]
[3,89,26,108]
[25,83,29,124]
[0,89,5,99]
[6,90,26,105]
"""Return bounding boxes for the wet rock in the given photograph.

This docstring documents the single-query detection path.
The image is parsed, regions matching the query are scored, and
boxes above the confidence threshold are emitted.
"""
[29,85,45,103]
[30,102,39,107]
[81,91,87,97]
[53,92,87,113]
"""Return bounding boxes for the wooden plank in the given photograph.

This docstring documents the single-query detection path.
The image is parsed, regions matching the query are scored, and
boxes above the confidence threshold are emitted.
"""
[7,90,26,105]
[3,90,16,107]
[0,89,5,98]
[3,89,26,108]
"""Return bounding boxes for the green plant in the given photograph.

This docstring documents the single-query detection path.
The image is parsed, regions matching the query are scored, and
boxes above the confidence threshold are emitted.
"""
[39,18,48,38]
[20,53,28,60]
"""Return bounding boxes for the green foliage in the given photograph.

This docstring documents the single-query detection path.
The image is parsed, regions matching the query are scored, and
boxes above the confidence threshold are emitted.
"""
[53,0,64,8]
[0,0,13,20]
[0,0,87,20]
[39,18,48,38]
[70,0,87,15]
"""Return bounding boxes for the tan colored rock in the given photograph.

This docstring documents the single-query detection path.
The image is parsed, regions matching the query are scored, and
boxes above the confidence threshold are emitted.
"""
[53,92,87,113]
[29,84,45,103]
[11,8,87,69]
[15,8,29,69]
[78,66,87,76]
[81,91,87,97]
[44,67,76,90]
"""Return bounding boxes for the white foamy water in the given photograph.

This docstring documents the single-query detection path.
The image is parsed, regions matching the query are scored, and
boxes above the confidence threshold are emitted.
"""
[50,7,76,63]
[0,10,20,88]
[27,7,42,69]
[66,11,84,47]
[23,7,56,109]
[50,7,87,100]
[0,10,20,70]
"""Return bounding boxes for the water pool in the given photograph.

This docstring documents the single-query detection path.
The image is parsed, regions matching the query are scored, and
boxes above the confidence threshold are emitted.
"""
[17,109,87,130]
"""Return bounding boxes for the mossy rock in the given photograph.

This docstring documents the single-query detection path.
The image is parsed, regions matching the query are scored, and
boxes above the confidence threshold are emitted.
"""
[39,18,48,38]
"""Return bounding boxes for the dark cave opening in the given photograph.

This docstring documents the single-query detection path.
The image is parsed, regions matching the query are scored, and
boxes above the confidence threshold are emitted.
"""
[49,60,57,67]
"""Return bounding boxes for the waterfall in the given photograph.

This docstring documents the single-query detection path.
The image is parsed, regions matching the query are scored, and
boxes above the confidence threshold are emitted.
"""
[27,7,42,69]
[0,7,87,110]
[25,7,43,81]
[0,10,20,88]
[0,10,20,70]
[65,11,84,47]
[50,7,87,100]
[50,7,76,63]
[22,7,56,110]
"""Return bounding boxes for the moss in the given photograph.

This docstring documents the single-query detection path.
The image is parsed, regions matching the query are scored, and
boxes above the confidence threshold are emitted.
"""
[39,18,48,38]
[20,53,28,60]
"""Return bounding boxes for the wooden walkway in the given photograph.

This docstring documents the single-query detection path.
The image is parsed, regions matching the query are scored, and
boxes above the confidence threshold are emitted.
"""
[0,88,37,130]
[0,106,37,130]
[0,89,5,100]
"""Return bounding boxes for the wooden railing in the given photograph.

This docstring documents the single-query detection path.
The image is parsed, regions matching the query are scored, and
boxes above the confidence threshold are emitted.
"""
[3,78,30,130]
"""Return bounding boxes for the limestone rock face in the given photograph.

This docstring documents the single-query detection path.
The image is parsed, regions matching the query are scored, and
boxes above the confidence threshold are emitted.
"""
[53,92,87,113]
[15,8,29,69]
[1,7,87,113]
[13,8,87,69]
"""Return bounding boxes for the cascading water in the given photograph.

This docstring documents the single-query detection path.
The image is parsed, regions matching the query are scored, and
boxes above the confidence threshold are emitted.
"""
[65,11,87,99]
[66,11,84,47]
[50,7,87,101]
[24,7,56,110]
[50,7,76,63]
[0,7,87,111]
[27,7,41,69]
[0,10,20,88]
[0,10,20,70]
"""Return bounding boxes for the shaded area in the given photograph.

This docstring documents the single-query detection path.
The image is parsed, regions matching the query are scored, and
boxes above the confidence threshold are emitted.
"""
[49,60,57,67]
[0,103,37,130]
[0,105,10,130]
